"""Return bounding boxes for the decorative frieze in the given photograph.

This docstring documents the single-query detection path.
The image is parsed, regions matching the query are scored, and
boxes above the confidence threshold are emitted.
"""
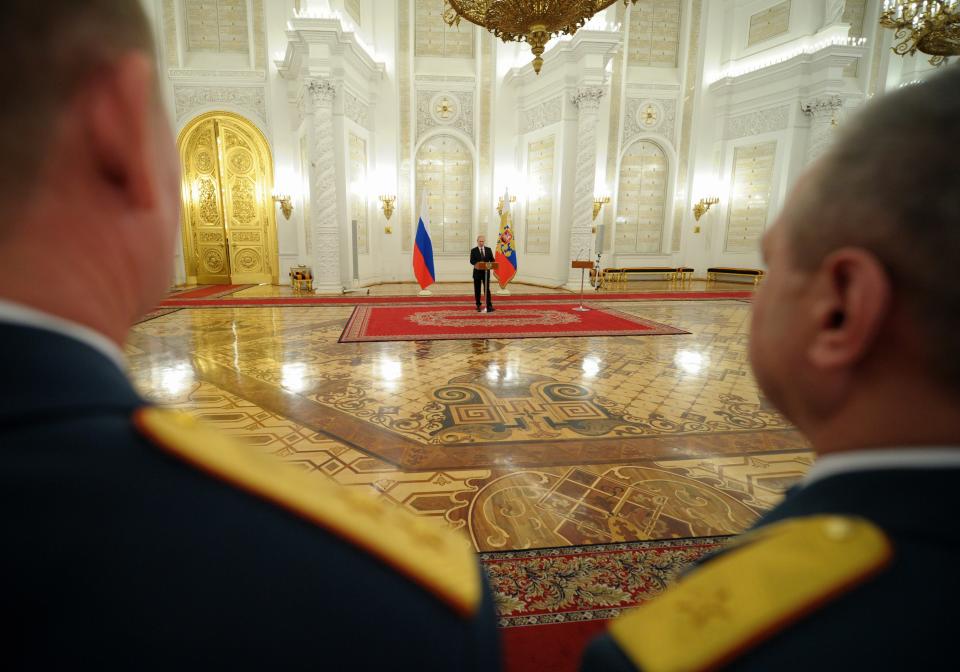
[344,90,371,130]
[168,69,267,81]
[724,104,790,140]
[520,96,563,134]
[173,85,267,126]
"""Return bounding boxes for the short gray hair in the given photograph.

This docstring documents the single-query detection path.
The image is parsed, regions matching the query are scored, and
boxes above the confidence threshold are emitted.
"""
[0,1,155,216]
[789,65,960,389]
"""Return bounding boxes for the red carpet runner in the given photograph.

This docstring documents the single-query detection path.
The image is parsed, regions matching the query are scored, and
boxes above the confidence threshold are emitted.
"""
[481,537,727,672]
[158,289,753,308]
[338,303,688,342]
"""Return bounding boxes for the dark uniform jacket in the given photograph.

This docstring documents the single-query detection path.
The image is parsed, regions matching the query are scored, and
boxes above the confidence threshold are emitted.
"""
[581,465,960,671]
[470,246,494,279]
[0,322,501,670]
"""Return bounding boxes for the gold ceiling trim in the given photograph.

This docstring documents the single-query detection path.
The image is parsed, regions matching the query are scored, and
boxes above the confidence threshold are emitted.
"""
[443,0,635,74]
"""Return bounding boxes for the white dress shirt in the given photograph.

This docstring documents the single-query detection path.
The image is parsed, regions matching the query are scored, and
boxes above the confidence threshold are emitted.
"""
[0,299,126,371]
[802,446,960,488]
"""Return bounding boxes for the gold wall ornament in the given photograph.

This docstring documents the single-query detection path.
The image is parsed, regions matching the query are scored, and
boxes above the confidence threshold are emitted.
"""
[592,195,610,221]
[496,194,516,216]
[879,0,960,66]
[272,193,293,220]
[379,194,396,220]
[693,197,719,222]
[443,0,631,74]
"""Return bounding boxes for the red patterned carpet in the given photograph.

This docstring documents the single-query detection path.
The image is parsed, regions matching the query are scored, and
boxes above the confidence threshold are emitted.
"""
[337,303,688,342]
[158,289,753,307]
[481,537,727,672]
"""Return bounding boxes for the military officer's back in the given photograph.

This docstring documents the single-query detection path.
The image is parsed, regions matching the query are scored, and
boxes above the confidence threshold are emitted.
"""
[0,1,499,668]
[581,65,960,671]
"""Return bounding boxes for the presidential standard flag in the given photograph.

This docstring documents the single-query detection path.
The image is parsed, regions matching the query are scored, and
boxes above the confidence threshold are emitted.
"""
[494,188,518,289]
[413,192,436,290]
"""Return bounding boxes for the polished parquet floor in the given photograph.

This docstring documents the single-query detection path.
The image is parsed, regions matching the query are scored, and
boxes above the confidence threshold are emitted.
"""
[127,281,812,552]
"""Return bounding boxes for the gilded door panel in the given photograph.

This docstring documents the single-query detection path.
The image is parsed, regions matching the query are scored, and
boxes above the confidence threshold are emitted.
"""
[178,113,278,285]
[219,120,272,284]
[185,120,231,284]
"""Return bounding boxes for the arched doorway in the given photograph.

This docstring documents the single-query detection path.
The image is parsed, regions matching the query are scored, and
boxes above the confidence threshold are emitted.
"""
[177,112,279,285]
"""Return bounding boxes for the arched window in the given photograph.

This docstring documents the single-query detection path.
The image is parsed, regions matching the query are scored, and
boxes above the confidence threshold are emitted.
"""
[415,134,474,254]
[615,140,668,254]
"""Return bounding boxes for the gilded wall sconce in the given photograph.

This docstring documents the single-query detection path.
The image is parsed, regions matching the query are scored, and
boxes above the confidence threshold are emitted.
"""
[592,195,610,221]
[496,194,516,216]
[693,196,720,221]
[379,194,396,221]
[272,193,293,220]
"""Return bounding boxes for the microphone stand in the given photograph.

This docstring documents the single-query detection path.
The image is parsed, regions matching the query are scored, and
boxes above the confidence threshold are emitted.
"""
[573,248,590,312]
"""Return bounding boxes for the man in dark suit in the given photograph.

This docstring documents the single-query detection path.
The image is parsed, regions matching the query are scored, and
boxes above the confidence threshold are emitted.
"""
[582,66,960,671]
[470,235,495,312]
[0,2,500,669]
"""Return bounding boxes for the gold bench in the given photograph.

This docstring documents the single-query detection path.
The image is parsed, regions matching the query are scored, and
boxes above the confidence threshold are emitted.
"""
[706,267,765,285]
[601,267,695,288]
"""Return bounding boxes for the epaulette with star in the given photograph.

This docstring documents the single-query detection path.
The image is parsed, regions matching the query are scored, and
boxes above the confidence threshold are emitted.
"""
[134,407,481,617]
[608,515,892,671]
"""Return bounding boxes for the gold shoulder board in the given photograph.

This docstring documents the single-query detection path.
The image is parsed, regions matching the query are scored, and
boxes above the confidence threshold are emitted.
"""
[609,515,892,672]
[134,407,481,617]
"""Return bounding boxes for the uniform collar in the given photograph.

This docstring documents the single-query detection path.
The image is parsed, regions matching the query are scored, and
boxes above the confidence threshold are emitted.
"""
[0,299,126,372]
[802,447,960,489]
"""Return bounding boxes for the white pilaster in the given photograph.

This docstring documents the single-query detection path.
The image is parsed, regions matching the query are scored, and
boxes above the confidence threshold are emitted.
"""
[567,86,604,289]
[306,78,344,294]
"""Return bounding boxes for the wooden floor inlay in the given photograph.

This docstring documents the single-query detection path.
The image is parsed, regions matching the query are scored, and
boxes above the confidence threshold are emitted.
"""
[126,289,811,551]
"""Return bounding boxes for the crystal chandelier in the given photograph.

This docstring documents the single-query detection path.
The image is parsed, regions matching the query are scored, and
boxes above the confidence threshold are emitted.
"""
[443,0,632,74]
[879,0,960,65]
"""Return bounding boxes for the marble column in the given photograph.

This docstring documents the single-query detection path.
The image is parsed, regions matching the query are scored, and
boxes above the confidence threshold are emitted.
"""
[305,78,343,294]
[800,95,843,165]
[567,86,605,289]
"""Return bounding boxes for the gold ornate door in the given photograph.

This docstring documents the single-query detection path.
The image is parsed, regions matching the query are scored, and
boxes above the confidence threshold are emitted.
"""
[178,112,278,285]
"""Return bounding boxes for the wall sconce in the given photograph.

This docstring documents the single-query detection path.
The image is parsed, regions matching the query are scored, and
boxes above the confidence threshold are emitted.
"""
[693,196,719,221]
[496,195,517,216]
[272,193,293,220]
[592,195,611,221]
[379,194,396,221]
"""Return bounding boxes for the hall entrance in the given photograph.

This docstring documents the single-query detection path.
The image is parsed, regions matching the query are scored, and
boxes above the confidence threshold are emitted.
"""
[178,112,279,285]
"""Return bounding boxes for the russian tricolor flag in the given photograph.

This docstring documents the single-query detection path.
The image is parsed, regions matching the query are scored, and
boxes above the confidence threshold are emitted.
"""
[413,192,435,290]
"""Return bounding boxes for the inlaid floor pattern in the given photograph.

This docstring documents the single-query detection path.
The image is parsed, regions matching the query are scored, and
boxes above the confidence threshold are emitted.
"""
[127,292,811,551]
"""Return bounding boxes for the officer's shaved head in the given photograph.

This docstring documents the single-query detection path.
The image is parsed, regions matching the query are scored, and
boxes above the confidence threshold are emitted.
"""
[786,65,960,389]
[0,0,155,214]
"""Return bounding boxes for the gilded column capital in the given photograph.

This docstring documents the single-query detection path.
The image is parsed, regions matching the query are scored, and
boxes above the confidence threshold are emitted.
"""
[571,86,605,112]
[306,78,338,106]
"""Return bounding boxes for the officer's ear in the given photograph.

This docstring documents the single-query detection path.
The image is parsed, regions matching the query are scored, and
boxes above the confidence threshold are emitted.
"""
[806,247,891,370]
[80,52,159,209]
